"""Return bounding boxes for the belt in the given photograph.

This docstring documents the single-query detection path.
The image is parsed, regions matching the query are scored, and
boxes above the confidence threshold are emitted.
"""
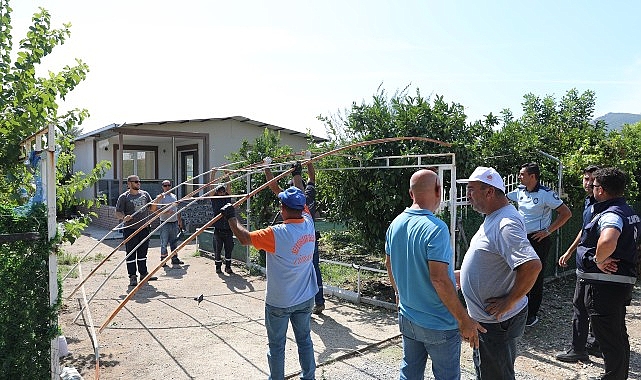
[576,269,637,285]
[161,220,178,224]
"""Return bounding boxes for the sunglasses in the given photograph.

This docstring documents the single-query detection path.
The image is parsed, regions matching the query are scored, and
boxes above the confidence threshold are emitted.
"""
[129,180,140,183]
[162,184,171,187]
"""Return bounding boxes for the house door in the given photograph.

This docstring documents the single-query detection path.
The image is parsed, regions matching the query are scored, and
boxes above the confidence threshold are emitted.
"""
[180,150,198,198]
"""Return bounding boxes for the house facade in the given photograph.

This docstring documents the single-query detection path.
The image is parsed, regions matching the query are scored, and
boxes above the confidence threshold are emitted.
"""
[74,116,322,230]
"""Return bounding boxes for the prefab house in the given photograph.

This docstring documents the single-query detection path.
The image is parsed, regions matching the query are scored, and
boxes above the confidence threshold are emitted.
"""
[73,116,323,230]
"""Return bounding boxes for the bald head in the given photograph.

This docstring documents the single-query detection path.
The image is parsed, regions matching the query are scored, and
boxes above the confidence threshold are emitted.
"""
[409,169,441,211]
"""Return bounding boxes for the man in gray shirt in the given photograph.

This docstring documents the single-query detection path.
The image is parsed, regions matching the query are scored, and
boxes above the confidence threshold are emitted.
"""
[457,167,541,380]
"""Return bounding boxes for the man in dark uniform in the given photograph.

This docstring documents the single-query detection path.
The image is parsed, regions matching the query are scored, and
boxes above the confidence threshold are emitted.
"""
[575,167,640,379]
[210,169,234,274]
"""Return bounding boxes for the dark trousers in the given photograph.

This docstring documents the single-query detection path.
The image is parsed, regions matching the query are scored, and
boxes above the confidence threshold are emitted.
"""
[526,234,551,318]
[474,306,527,380]
[123,227,150,278]
[586,282,632,380]
[572,278,598,351]
[214,228,234,267]
[312,239,324,306]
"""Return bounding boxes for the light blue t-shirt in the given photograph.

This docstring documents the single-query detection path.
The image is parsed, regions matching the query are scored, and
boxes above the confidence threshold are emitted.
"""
[385,208,458,330]
[460,204,539,323]
[507,184,564,233]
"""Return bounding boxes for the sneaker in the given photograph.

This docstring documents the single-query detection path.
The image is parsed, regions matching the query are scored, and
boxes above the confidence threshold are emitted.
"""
[225,266,234,274]
[525,315,539,327]
[555,348,589,363]
[172,258,185,265]
[215,266,223,274]
[129,276,138,287]
[313,304,325,315]
[586,342,602,358]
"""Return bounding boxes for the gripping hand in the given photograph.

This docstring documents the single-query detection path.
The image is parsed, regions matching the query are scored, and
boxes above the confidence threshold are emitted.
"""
[263,157,272,165]
[291,161,302,176]
[220,203,236,221]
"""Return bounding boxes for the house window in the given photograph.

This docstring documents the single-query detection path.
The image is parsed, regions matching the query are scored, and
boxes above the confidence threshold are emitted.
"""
[122,150,156,179]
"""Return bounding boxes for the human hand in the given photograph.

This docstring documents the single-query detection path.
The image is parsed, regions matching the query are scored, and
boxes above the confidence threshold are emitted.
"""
[263,157,272,165]
[220,203,236,221]
[531,229,551,242]
[291,161,302,176]
[558,251,574,267]
[484,295,515,320]
[304,150,312,160]
[596,257,619,274]
[124,215,132,222]
[459,316,486,349]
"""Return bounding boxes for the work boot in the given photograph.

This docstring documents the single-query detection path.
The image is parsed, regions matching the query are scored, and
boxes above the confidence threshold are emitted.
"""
[129,275,138,287]
[140,274,158,282]
[172,257,184,265]
[555,348,589,363]
[215,265,222,274]
[225,265,234,274]
[586,341,602,358]
[313,304,325,315]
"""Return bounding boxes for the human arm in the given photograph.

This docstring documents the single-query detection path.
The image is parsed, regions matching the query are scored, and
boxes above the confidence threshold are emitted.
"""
[531,204,572,242]
[384,254,399,306]
[429,261,486,348]
[305,154,315,184]
[263,166,282,195]
[114,197,132,222]
[559,229,581,267]
[220,204,252,245]
[291,162,304,190]
[593,227,621,274]
[485,259,541,320]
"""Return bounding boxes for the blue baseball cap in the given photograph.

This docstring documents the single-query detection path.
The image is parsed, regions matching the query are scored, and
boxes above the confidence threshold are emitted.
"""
[278,186,306,210]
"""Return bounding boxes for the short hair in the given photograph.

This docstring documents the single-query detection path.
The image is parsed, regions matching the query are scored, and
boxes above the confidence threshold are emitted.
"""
[521,163,540,179]
[127,175,139,182]
[583,165,600,174]
[593,167,626,197]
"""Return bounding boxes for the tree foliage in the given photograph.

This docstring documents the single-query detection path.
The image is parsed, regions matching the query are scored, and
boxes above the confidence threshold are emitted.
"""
[316,87,492,253]
[226,129,298,229]
[0,1,110,243]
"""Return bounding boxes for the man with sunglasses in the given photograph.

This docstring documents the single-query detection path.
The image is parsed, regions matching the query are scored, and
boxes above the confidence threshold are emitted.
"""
[150,180,184,266]
[115,175,157,287]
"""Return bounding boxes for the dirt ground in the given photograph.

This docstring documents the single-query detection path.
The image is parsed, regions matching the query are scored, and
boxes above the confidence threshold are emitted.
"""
[58,233,641,380]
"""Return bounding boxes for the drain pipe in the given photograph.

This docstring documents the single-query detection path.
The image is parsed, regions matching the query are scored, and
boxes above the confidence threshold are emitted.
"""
[537,150,563,277]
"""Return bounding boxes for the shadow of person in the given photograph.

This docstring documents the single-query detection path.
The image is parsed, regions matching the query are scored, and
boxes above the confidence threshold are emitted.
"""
[310,312,372,363]
[220,271,256,294]
[119,283,169,304]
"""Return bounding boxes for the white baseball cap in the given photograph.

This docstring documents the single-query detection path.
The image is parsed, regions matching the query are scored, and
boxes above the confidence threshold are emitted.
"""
[457,166,505,192]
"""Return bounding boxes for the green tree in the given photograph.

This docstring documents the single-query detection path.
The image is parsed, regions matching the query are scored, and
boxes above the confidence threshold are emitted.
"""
[0,1,110,243]
[317,87,491,253]
[226,128,299,229]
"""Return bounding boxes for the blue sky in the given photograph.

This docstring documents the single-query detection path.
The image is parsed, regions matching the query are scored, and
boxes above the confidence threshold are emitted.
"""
[11,1,641,138]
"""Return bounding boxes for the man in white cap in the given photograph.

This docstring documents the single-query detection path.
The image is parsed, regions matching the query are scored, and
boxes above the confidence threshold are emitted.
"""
[457,166,541,380]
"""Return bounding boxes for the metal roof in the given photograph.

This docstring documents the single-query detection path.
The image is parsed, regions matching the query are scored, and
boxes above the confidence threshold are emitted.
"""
[75,116,327,142]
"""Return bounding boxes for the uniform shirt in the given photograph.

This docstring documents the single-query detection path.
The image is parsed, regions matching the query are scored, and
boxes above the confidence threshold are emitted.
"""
[460,204,539,323]
[507,184,564,234]
[385,208,458,330]
[249,206,318,308]
[211,194,232,231]
[115,191,152,230]
[157,193,179,222]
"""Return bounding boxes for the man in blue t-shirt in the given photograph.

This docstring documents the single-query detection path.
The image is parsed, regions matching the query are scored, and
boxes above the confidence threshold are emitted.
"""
[507,162,572,327]
[386,169,484,380]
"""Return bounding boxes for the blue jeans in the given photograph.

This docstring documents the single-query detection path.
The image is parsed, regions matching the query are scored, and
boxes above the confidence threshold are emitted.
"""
[473,306,527,380]
[159,221,179,257]
[398,313,461,380]
[265,297,315,380]
[312,239,324,306]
